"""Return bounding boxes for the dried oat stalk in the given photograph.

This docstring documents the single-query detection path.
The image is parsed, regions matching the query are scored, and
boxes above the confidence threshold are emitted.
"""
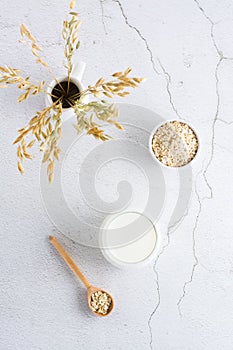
[62,0,81,82]
[14,101,62,183]
[20,24,48,68]
[0,66,45,102]
[84,67,145,99]
[73,67,145,139]
[0,0,145,183]
[73,99,121,140]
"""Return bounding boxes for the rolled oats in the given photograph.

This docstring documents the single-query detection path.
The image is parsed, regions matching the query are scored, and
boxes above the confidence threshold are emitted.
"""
[151,121,199,167]
[90,290,112,315]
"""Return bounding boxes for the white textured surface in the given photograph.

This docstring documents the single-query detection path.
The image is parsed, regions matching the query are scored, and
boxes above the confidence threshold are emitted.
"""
[1,0,233,349]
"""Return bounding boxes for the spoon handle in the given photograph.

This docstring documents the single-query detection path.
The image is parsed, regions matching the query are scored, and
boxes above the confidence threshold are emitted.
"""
[49,236,91,289]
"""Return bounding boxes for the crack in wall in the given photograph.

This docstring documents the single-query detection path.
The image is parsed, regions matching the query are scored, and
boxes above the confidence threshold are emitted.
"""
[148,206,190,348]
[148,268,160,350]
[202,57,221,199]
[157,58,180,118]
[112,0,159,75]
[177,180,202,315]
[218,118,233,125]
[148,236,170,349]
[99,0,108,35]
[177,159,210,315]
[194,0,222,199]
[112,0,180,119]
[176,0,225,315]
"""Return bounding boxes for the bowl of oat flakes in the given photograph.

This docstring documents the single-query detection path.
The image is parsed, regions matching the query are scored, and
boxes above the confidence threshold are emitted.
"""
[149,119,199,168]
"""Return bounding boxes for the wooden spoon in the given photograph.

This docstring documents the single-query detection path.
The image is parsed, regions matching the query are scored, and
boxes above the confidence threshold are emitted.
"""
[49,236,114,317]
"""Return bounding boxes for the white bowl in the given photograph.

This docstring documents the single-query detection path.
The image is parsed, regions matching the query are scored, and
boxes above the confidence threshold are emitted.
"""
[149,119,200,169]
[99,211,161,269]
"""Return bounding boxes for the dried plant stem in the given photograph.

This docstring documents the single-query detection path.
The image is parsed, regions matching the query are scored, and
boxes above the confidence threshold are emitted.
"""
[1,0,145,183]
[14,100,62,182]
[72,68,145,140]
[0,66,46,102]
[20,24,68,96]
[63,0,81,88]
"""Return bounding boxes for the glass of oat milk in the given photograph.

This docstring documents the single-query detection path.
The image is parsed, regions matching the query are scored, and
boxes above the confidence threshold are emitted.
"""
[99,211,160,268]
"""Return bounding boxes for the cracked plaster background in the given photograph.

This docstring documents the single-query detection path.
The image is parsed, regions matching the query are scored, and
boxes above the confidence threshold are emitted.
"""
[1,0,233,349]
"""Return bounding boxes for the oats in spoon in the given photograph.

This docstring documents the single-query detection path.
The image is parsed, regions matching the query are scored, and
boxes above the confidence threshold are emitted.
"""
[90,291,112,315]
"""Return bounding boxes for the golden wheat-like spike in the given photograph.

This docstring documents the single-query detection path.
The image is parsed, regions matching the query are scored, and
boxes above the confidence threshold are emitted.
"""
[70,0,76,9]
[17,161,24,175]
[112,72,123,77]
[27,140,36,148]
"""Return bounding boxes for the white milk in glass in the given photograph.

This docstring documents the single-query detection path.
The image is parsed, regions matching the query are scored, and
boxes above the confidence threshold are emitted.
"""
[103,212,157,264]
